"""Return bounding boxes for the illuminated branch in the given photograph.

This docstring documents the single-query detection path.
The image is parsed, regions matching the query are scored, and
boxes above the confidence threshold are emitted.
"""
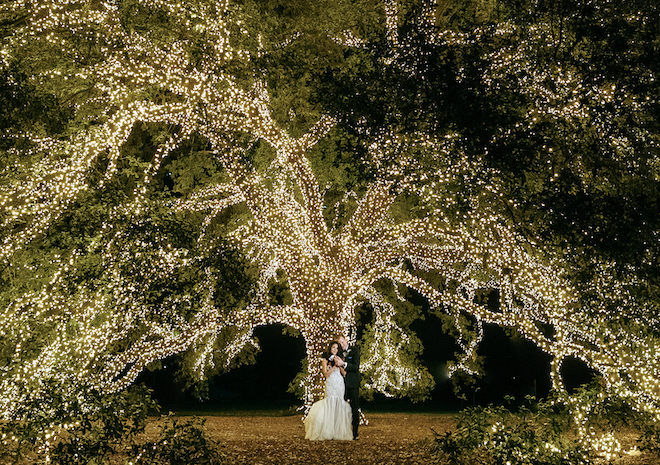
[341,181,396,245]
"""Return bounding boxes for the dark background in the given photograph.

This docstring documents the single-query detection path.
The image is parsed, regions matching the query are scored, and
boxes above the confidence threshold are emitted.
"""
[141,320,596,413]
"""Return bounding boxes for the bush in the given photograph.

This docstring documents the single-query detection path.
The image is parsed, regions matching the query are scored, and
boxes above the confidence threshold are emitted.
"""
[431,396,593,465]
[49,385,158,465]
[0,381,158,464]
[638,421,660,456]
[131,417,224,465]
[0,381,225,464]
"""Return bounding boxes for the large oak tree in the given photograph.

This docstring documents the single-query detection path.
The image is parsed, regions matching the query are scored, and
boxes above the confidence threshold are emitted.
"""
[0,0,657,458]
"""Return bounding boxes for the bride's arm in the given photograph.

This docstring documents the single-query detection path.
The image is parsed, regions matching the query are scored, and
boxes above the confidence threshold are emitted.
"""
[321,358,334,378]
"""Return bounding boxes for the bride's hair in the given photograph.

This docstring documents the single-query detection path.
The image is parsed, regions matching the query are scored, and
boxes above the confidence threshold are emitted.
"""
[323,340,341,365]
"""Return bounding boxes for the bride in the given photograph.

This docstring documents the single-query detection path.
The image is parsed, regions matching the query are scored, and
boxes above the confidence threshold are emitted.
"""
[304,340,353,440]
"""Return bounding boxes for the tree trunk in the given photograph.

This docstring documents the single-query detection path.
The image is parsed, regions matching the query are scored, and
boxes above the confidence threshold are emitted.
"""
[301,318,343,408]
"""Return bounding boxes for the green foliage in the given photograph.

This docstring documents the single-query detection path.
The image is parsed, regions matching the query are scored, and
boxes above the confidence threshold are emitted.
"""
[0,383,157,465]
[0,66,72,138]
[358,283,437,401]
[572,380,660,459]
[0,382,226,465]
[432,396,594,465]
[638,422,660,457]
[131,417,224,465]
[1,0,658,431]
[287,353,309,400]
[240,0,382,133]
[166,327,260,400]
[433,380,660,465]
[0,121,257,400]
[311,0,658,401]
[316,0,659,282]
[50,386,158,465]
[448,368,482,403]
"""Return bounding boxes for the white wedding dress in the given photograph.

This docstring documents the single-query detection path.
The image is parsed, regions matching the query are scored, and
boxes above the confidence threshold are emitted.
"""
[304,364,353,440]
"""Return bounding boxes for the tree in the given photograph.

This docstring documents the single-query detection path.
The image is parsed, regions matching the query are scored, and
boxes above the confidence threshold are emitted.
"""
[0,0,657,459]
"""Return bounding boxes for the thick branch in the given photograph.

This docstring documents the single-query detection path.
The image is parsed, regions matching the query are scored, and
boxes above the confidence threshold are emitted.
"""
[342,181,396,246]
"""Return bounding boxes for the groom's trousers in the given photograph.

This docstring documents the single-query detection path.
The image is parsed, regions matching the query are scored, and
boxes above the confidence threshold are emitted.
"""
[345,386,360,438]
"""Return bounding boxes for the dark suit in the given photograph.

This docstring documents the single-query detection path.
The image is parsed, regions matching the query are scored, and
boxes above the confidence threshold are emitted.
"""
[342,345,360,438]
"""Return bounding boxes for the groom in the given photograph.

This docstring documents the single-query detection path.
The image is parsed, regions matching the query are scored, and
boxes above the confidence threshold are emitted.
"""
[335,334,360,440]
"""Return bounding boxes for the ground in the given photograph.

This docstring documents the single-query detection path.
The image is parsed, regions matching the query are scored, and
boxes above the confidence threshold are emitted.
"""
[143,413,657,465]
[170,413,444,465]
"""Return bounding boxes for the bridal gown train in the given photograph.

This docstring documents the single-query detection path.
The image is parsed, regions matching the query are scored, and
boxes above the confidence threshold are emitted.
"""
[304,366,353,440]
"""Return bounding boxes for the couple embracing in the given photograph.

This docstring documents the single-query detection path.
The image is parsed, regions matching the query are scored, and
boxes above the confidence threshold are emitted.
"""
[304,334,361,441]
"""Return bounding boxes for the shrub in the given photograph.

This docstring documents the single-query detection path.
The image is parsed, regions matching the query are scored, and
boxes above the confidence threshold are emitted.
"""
[1,381,157,464]
[432,396,593,465]
[638,421,660,456]
[0,382,225,464]
[49,384,158,464]
[131,417,224,465]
